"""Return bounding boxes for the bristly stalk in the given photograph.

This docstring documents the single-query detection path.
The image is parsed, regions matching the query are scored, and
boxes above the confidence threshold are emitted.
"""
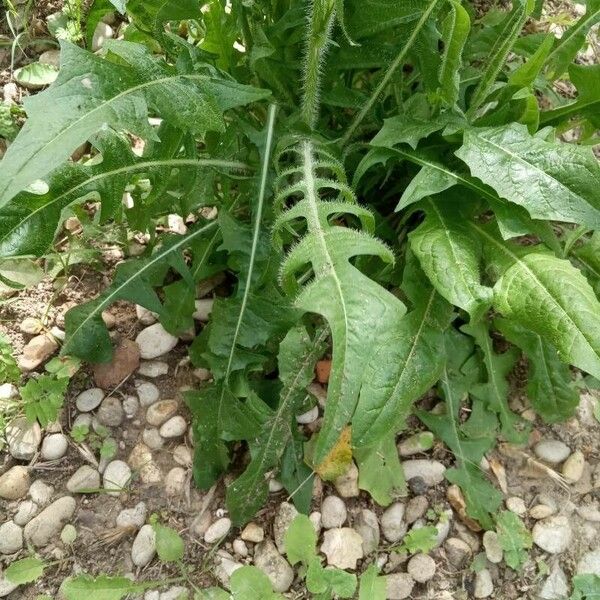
[301,0,337,128]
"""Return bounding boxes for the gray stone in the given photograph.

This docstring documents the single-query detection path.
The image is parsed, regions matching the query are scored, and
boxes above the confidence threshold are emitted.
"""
[123,395,139,418]
[173,445,192,467]
[14,500,38,526]
[540,563,569,599]
[0,521,23,554]
[205,518,232,544]
[577,549,600,575]
[165,467,186,496]
[534,440,571,464]
[135,324,178,359]
[117,502,148,529]
[405,495,428,524]
[136,305,158,325]
[241,522,264,543]
[142,427,164,450]
[0,466,30,500]
[321,496,347,529]
[97,396,124,427]
[24,496,76,547]
[0,579,18,597]
[333,462,359,498]
[532,516,572,554]
[146,400,178,427]
[41,433,68,460]
[193,298,214,321]
[233,539,248,557]
[138,361,169,378]
[563,450,586,483]
[132,524,156,567]
[214,550,243,589]
[381,502,406,542]
[385,573,415,599]
[159,416,187,438]
[254,540,294,592]
[474,568,494,598]
[103,460,131,495]
[444,537,471,568]
[91,21,114,51]
[29,480,53,505]
[483,530,503,564]
[506,496,527,516]
[135,380,160,407]
[66,465,100,493]
[402,460,446,487]
[407,553,436,583]
[75,388,104,412]
[273,502,298,553]
[354,508,380,554]
[296,405,318,424]
[7,417,42,459]
[320,527,364,569]
[128,443,162,485]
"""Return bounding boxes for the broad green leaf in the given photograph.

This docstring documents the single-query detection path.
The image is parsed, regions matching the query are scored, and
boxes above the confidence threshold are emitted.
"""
[279,438,315,516]
[418,330,501,529]
[571,574,600,600]
[61,574,141,600]
[0,40,269,208]
[495,510,532,570]
[353,251,453,446]
[13,62,58,89]
[0,258,43,293]
[194,589,230,600]
[343,0,423,38]
[355,434,406,505]
[153,523,185,562]
[540,63,600,128]
[306,426,353,481]
[456,124,600,228]
[4,557,46,585]
[573,232,600,294]
[230,566,282,599]
[306,557,357,598]
[409,198,492,319]
[285,514,317,566]
[358,565,386,600]
[438,0,470,106]
[545,0,600,79]
[275,139,406,463]
[495,318,578,423]
[226,327,326,525]
[396,525,438,554]
[477,230,600,381]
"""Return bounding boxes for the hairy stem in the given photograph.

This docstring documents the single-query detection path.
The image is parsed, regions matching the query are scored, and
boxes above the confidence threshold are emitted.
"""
[340,0,441,146]
[301,0,336,128]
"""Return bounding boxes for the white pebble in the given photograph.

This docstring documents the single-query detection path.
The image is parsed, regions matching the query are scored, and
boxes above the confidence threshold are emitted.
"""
[41,433,68,460]
[135,380,160,407]
[131,524,156,567]
[205,518,232,544]
[75,388,105,412]
[159,416,187,438]
[135,324,178,359]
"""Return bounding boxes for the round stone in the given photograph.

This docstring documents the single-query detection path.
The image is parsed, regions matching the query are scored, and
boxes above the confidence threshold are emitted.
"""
[321,496,347,529]
[532,516,572,554]
[13,500,38,526]
[41,433,68,461]
[131,524,156,567]
[0,521,23,554]
[205,518,232,544]
[103,461,131,496]
[407,553,436,583]
[97,396,124,427]
[0,466,30,500]
[75,388,105,412]
[146,400,178,427]
[534,440,571,464]
[381,502,406,542]
[159,416,187,438]
[135,380,160,407]
[135,323,178,359]
[66,465,100,494]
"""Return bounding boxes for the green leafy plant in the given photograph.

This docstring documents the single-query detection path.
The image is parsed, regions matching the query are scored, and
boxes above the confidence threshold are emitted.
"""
[0,0,599,538]
[572,575,600,600]
[392,525,439,555]
[495,510,532,570]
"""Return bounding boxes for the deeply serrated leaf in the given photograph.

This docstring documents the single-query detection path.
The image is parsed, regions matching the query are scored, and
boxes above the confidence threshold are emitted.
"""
[496,510,532,570]
[456,124,600,228]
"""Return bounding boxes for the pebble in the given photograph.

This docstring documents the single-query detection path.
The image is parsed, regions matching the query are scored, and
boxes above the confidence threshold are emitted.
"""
[117,502,148,529]
[14,500,38,525]
[577,549,600,575]
[296,405,319,424]
[103,460,131,495]
[398,431,435,456]
[6,417,42,459]
[173,445,192,467]
[385,573,415,599]
[20,316,43,334]
[407,553,436,583]
[0,579,18,598]
[41,433,69,460]
[309,511,322,534]
[132,524,156,567]
[444,537,472,568]
[128,443,161,484]
[381,502,406,542]
[146,400,178,427]
[165,467,186,496]
[434,510,453,547]
[254,540,294,593]
[142,427,164,450]
[75,388,106,412]
[161,587,189,600]
[93,339,140,389]
[354,509,380,554]
[530,504,555,520]
[24,496,76,547]
[205,518,232,544]
[506,496,527,516]
[193,298,214,321]
[232,539,248,557]
[138,361,169,378]
[191,512,212,538]
[91,21,114,51]
[18,333,58,370]
[214,550,243,589]
[0,466,30,500]
[193,367,212,381]
[66,465,100,493]
[72,413,92,430]
[0,521,23,554]
[334,462,360,498]
[474,568,494,598]
[320,528,364,569]
[136,305,158,325]
[136,324,178,359]
[405,495,428,524]
[403,460,446,486]
[532,516,572,554]
[540,563,569,599]
[159,416,187,438]
[562,450,585,482]
[241,522,264,543]
[273,502,298,553]
[269,478,284,492]
[0,383,18,399]
[483,530,503,563]
[97,396,124,427]
[321,496,347,529]
[123,395,139,418]
[29,480,53,505]
[135,380,160,407]
[534,440,571,464]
